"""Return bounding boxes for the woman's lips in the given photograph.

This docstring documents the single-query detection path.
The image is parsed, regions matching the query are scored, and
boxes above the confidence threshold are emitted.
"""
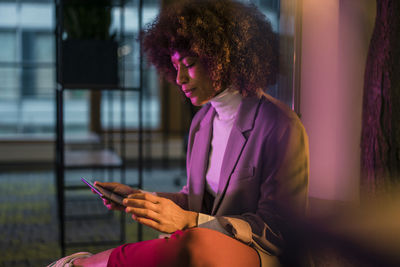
[183,88,196,96]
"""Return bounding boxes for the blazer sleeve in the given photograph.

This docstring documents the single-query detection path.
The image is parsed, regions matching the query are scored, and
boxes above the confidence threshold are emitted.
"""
[198,118,309,256]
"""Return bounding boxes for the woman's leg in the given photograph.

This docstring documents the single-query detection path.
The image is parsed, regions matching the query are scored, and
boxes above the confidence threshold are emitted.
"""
[68,231,189,267]
[107,228,262,267]
[72,248,114,267]
[72,227,269,267]
[107,230,189,267]
[180,227,261,267]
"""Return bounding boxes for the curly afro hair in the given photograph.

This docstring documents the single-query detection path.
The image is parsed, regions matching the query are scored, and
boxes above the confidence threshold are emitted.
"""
[142,0,277,97]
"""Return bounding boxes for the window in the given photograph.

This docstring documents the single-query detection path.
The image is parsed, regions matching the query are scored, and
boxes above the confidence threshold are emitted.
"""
[101,2,160,131]
[0,0,299,138]
[0,0,162,138]
[244,0,298,109]
[0,1,55,136]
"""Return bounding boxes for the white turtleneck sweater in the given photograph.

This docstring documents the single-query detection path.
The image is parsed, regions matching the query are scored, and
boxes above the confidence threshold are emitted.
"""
[205,89,243,197]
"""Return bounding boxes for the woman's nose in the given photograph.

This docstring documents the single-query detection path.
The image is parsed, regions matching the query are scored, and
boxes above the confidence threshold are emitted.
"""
[176,67,189,85]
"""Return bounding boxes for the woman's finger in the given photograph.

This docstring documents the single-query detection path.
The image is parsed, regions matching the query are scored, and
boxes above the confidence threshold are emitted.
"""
[125,207,161,222]
[94,181,114,190]
[102,197,124,210]
[123,199,160,212]
[126,192,160,204]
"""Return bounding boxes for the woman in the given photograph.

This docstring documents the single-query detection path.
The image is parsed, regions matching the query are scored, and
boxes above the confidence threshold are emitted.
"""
[50,0,309,266]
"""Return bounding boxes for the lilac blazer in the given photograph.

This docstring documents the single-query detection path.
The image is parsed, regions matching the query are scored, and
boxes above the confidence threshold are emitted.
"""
[163,94,309,258]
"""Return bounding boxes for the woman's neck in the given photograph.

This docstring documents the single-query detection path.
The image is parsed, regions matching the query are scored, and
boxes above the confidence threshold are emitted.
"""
[210,89,242,120]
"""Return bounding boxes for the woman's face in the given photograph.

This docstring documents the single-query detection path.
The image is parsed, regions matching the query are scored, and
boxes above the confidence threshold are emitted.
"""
[171,51,217,106]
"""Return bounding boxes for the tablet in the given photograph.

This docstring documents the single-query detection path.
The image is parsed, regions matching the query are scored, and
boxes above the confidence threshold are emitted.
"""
[81,177,125,206]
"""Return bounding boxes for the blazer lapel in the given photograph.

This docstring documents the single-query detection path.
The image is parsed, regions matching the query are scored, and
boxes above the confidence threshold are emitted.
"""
[188,106,215,212]
[212,97,261,214]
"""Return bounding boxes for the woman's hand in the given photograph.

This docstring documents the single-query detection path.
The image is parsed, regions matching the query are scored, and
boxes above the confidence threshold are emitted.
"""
[123,193,198,233]
[94,182,141,211]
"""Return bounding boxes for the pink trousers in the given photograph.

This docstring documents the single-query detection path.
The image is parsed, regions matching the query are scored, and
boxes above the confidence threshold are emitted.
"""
[107,227,260,267]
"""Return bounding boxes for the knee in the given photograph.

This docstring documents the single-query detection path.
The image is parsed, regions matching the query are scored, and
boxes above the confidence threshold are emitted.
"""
[175,228,217,267]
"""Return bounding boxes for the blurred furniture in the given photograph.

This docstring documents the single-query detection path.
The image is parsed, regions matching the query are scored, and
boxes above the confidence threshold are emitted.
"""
[55,0,145,255]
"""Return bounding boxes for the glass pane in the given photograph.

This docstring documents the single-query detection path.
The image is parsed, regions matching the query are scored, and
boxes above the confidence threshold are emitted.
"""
[122,35,139,88]
[64,90,89,134]
[0,31,16,62]
[0,67,19,99]
[0,3,18,27]
[19,95,54,134]
[34,33,54,63]
[35,67,55,95]
[0,97,19,135]
[0,1,55,137]
[0,67,19,134]
[101,90,160,130]
[101,1,161,130]
[20,2,54,29]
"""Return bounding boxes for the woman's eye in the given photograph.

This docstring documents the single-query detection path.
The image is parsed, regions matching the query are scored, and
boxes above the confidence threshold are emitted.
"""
[185,62,195,68]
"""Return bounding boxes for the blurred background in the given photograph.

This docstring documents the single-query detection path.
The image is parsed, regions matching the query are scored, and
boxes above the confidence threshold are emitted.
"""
[0,0,289,265]
[0,0,390,266]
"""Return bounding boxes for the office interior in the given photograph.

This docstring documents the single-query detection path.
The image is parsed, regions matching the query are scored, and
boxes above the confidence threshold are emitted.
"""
[1,0,399,266]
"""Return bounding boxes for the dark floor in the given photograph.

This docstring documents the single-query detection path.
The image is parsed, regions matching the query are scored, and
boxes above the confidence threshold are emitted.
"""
[0,168,184,267]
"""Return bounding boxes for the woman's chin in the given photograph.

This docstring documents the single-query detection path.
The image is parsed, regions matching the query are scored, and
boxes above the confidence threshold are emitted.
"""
[189,98,202,106]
